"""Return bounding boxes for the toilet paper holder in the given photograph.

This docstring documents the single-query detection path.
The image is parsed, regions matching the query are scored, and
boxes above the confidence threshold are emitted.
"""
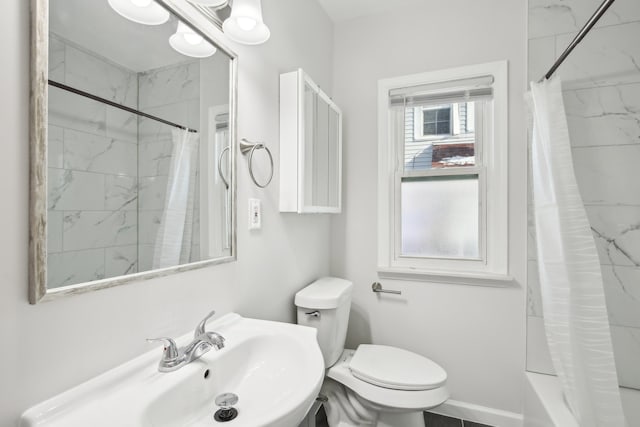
[371,282,401,295]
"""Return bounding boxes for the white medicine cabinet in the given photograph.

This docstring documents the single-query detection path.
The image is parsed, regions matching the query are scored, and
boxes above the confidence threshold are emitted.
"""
[279,69,342,213]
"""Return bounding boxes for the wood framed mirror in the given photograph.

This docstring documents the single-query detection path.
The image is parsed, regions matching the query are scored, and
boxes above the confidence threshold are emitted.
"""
[29,0,237,303]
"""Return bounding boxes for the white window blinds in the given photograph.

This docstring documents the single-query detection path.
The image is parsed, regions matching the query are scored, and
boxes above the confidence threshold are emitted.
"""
[389,75,494,108]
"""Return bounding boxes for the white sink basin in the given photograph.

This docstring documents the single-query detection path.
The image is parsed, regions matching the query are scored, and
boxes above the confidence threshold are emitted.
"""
[21,313,325,427]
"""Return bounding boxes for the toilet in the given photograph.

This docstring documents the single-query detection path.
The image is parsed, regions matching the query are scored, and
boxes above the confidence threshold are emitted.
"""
[295,277,449,427]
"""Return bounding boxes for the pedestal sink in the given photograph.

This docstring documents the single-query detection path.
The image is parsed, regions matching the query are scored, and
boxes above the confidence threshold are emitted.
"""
[20,313,325,427]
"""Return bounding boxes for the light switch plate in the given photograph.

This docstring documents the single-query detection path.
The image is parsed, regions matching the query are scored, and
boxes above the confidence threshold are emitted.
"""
[249,198,261,230]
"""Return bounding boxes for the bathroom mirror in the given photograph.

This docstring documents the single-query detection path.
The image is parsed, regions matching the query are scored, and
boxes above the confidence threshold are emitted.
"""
[29,0,237,304]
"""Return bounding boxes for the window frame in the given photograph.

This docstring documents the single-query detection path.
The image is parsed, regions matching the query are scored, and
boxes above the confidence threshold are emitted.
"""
[377,61,511,285]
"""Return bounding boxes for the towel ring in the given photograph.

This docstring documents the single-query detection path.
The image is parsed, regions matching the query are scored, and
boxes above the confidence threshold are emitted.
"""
[217,146,230,189]
[240,138,274,188]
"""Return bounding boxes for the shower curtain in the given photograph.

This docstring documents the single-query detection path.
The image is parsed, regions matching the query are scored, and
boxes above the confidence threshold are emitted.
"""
[529,77,626,427]
[152,128,199,269]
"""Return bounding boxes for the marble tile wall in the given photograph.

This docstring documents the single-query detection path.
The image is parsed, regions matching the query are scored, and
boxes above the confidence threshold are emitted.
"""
[47,35,203,287]
[137,60,201,271]
[47,34,139,288]
[527,0,640,389]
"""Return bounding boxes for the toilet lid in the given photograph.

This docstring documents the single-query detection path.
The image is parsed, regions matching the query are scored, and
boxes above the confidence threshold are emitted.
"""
[349,344,447,391]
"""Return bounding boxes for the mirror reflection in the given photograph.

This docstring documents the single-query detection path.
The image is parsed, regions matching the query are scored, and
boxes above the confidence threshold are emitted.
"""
[303,82,340,209]
[46,0,234,289]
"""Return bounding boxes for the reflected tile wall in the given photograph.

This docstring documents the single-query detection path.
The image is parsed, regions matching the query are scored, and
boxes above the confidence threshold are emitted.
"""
[138,61,200,110]
[63,211,137,252]
[48,125,64,168]
[45,37,203,288]
[47,249,105,289]
[49,34,65,82]
[138,176,168,211]
[63,129,137,176]
[49,86,107,136]
[138,211,162,245]
[527,0,640,388]
[64,44,138,108]
[138,139,173,177]
[105,245,138,278]
[137,60,200,265]
[138,244,155,273]
[107,108,138,144]
[48,168,106,211]
[48,211,63,254]
[105,175,138,212]
[47,35,139,288]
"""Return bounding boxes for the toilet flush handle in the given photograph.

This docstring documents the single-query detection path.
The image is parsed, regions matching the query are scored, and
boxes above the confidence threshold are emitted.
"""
[305,310,321,318]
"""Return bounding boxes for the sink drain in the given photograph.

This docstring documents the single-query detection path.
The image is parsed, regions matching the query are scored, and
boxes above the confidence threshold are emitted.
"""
[214,393,239,422]
[214,407,238,422]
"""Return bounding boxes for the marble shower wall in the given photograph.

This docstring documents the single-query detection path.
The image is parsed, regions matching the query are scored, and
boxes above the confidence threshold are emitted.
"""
[47,34,139,288]
[527,0,640,389]
[137,61,201,272]
[47,34,203,287]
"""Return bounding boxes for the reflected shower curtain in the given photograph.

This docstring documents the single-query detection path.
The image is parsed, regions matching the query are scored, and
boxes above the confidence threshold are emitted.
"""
[152,128,199,269]
[529,78,626,427]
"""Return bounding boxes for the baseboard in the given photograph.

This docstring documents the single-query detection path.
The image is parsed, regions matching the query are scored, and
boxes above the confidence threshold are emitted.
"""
[428,399,523,427]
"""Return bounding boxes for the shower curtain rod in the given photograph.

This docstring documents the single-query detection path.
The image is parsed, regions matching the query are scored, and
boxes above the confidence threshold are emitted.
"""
[48,80,198,133]
[541,0,616,82]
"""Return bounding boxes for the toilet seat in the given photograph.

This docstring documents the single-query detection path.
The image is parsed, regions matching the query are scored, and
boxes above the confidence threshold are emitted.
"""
[327,349,449,411]
[349,344,447,391]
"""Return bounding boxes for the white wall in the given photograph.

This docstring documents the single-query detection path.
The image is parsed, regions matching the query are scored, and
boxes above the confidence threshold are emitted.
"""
[0,1,333,425]
[330,0,528,415]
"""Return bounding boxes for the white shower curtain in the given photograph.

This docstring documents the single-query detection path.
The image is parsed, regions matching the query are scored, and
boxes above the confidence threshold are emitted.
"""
[152,128,199,269]
[529,78,626,427]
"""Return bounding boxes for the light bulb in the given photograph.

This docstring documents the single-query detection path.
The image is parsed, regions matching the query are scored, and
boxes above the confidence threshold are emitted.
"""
[170,21,216,58]
[131,0,152,7]
[236,17,257,31]
[108,0,169,25]
[184,32,203,45]
[187,0,228,7]
[222,0,270,45]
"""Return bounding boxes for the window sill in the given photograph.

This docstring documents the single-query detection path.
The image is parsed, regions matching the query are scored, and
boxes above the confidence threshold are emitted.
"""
[377,267,514,287]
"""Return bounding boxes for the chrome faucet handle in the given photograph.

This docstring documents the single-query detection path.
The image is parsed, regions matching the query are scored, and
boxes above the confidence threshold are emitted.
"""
[194,310,216,338]
[146,337,179,361]
[205,331,226,350]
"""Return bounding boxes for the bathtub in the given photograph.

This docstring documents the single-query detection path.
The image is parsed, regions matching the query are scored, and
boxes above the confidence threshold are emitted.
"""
[524,372,640,427]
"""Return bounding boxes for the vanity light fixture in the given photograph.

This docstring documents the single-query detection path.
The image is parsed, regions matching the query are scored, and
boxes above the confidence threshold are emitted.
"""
[169,21,217,58]
[187,0,229,7]
[222,0,270,45]
[107,0,170,25]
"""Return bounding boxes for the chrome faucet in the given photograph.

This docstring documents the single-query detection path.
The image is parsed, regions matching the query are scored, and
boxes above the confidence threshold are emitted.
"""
[147,310,225,373]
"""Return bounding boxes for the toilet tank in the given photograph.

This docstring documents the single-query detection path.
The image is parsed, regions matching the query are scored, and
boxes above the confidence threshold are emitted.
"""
[295,277,353,368]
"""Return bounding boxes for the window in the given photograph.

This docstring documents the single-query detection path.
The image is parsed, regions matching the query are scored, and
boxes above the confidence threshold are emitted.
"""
[422,105,452,136]
[377,61,509,283]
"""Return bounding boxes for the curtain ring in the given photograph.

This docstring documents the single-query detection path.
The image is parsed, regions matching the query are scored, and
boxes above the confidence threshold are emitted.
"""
[240,138,274,188]
[217,146,230,189]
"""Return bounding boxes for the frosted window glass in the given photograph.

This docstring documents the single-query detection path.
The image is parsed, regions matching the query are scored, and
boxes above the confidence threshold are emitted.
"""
[401,176,479,259]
